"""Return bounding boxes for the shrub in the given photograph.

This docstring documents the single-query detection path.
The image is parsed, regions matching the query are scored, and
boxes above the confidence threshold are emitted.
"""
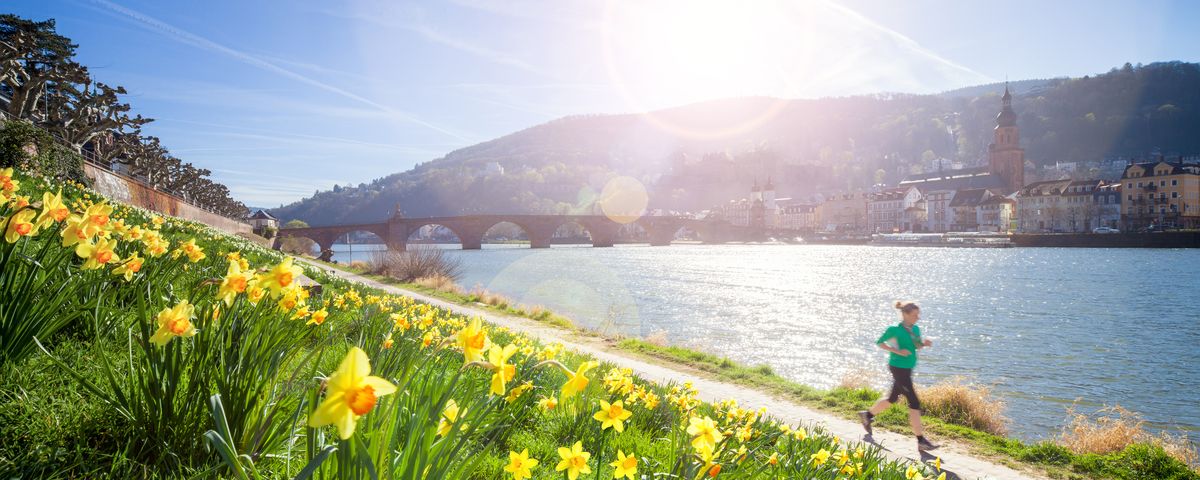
[0,120,87,184]
[370,246,462,282]
[920,377,1009,435]
[1060,405,1145,456]
[413,274,464,294]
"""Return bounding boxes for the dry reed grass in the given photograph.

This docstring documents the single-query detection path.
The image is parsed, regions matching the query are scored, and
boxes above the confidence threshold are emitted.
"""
[348,260,369,270]
[836,368,878,390]
[1059,405,1199,469]
[642,329,669,347]
[413,274,463,295]
[468,285,510,308]
[919,377,1009,436]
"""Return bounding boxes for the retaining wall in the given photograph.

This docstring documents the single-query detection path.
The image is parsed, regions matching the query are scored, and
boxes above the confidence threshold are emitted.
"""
[83,163,251,235]
[1012,232,1200,248]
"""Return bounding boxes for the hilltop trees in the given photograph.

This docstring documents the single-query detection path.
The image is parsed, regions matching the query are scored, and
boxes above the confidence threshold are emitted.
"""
[0,14,246,218]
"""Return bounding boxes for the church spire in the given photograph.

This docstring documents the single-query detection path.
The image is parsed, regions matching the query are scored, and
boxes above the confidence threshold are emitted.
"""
[996,83,1017,127]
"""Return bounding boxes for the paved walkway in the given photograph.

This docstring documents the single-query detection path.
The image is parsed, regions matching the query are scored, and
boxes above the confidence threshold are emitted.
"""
[301,259,1044,480]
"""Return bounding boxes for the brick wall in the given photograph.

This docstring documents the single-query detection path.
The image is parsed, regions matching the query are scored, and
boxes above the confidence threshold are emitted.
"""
[83,162,251,235]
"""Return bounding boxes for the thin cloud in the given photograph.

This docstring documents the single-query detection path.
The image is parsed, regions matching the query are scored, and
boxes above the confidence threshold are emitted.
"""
[407,23,548,76]
[83,0,474,142]
[818,0,993,84]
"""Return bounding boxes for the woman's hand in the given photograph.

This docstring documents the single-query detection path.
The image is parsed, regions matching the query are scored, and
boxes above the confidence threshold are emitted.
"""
[896,348,911,357]
[923,339,932,347]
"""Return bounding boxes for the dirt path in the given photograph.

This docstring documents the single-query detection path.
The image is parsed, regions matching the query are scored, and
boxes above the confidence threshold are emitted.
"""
[302,260,1044,480]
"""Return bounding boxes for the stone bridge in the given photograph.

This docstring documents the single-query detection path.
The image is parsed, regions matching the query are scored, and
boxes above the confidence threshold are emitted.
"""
[272,214,753,253]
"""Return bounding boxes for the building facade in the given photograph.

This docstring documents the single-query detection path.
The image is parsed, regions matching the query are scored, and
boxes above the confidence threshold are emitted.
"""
[1120,161,1200,230]
[867,186,922,233]
[1093,182,1122,229]
[977,195,1016,232]
[815,192,868,232]
[1061,180,1102,232]
[1016,180,1072,232]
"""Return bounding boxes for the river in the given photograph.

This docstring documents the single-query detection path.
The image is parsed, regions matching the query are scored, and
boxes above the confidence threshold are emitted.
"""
[330,242,1200,444]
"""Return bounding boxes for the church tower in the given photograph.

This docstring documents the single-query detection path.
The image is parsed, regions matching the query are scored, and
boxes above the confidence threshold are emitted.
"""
[988,84,1025,192]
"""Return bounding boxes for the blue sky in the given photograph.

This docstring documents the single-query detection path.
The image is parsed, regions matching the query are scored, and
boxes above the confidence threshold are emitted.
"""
[7,0,1200,206]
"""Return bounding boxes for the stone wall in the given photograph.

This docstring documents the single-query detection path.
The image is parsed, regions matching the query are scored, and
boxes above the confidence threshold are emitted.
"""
[83,162,251,235]
[1012,231,1200,248]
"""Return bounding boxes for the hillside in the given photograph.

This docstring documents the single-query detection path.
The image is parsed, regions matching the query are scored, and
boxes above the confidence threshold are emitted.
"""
[272,62,1200,226]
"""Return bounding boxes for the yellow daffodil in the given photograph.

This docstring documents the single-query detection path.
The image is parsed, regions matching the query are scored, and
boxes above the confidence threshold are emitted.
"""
[246,281,266,304]
[60,215,93,248]
[835,448,850,467]
[307,308,328,326]
[767,452,779,466]
[307,346,397,440]
[906,464,924,480]
[933,456,941,471]
[123,225,145,242]
[555,441,591,480]
[610,450,637,480]
[455,317,490,363]
[112,252,144,281]
[172,238,206,263]
[291,304,311,320]
[537,396,558,410]
[687,416,725,451]
[437,399,462,437]
[150,300,196,346]
[504,449,538,480]
[810,448,830,467]
[3,208,39,243]
[593,400,633,433]
[35,190,70,228]
[0,167,19,194]
[80,202,112,237]
[77,236,120,270]
[707,463,721,477]
[560,361,598,401]
[488,344,518,396]
[260,257,302,298]
[505,381,533,403]
[217,261,251,306]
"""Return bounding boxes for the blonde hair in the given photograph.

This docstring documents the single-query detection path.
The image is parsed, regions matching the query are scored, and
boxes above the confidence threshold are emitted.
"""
[894,301,920,314]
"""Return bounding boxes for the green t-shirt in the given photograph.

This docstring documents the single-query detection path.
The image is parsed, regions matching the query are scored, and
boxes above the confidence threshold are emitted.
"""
[876,323,922,369]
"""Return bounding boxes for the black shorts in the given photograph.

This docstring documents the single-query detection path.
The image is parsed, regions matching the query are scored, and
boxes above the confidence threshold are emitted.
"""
[886,365,921,410]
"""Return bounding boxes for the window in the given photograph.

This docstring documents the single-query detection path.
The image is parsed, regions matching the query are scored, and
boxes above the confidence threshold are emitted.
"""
[1137,182,1143,187]
[1161,180,1167,187]
[1172,192,1179,198]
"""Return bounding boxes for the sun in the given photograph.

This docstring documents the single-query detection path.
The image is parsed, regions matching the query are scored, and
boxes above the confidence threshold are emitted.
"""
[601,0,820,139]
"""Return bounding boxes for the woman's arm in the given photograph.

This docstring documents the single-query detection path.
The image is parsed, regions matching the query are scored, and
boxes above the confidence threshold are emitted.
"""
[877,342,910,356]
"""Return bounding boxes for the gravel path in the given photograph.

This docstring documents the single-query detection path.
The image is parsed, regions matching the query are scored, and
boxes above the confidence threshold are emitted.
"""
[302,260,1045,480]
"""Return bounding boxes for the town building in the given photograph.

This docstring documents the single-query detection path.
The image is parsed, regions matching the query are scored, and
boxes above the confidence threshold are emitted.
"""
[778,201,817,231]
[246,210,278,235]
[1061,180,1103,232]
[815,192,868,232]
[977,194,1017,232]
[1016,179,1073,232]
[1119,160,1200,230]
[1093,182,1122,229]
[867,186,923,233]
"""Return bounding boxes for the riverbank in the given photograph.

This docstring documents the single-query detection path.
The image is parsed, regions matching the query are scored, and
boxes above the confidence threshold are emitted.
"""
[303,258,1200,479]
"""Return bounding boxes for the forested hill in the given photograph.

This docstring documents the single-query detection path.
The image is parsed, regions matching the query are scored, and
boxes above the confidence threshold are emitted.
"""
[272,62,1200,226]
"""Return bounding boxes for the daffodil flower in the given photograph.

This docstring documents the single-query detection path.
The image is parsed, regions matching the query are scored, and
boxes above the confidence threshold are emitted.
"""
[260,257,301,298]
[488,344,518,396]
[687,416,725,452]
[504,449,538,480]
[217,260,250,306]
[593,400,633,432]
[150,300,196,346]
[112,252,144,282]
[77,237,120,270]
[560,361,598,401]
[455,317,490,363]
[610,450,637,480]
[3,208,39,243]
[555,441,591,480]
[307,346,397,440]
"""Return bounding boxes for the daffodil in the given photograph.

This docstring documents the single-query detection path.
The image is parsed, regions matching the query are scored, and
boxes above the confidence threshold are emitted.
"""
[382,335,394,349]
[0,167,20,194]
[537,396,558,410]
[307,308,328,326]
[112,252,144,281]
[488,344,518,396]
[80,202,112,237]
[217,260,251,306]
[307,346,397,439]
[260,257,301,298]
[505,381,533,403]
[555,441,591,480]
[767,452,779,466]
[35,189,70,228]
[504,449,538,480]
[150,300,197,346]
[560,361,598,401]
[455,317,490,363]
[610,450,637,480]
[3,208,39,243]
[687,416,725,451]
[77,236,120,270]
[593,400,633,432]
[172,238,206,263]
[437,399,462,437]
[905,464,924,480]
[810,448,830,467]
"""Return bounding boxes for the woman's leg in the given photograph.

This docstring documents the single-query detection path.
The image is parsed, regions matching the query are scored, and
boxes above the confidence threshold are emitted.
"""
[909,408,924,436]
[868,398,891,415]
[869,366,905,415]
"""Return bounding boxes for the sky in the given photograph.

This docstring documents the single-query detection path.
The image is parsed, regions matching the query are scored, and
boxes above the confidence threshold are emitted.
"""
[7,0,1200,206]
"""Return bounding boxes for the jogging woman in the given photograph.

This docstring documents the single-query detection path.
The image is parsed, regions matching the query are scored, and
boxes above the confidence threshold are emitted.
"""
[858,301,938,451]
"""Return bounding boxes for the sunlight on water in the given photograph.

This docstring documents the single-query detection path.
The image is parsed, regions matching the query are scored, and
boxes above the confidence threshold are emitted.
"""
[333,244,1200,443]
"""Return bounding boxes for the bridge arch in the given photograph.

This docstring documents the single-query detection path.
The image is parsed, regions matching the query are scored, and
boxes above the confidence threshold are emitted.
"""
[330,229,388,264]
[482,220,533,247]
[405,222,464,248]
[550,219,594,246]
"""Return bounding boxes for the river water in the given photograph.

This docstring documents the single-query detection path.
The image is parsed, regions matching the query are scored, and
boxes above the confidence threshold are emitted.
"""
[330,243,1200,444]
